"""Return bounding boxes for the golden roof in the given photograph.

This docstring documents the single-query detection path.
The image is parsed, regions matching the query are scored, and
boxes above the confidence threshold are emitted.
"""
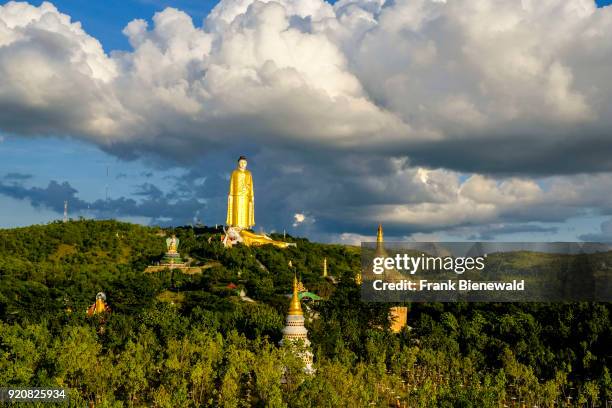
[296,280,307,293]
[377,223,384,244]
[288,274,303,316]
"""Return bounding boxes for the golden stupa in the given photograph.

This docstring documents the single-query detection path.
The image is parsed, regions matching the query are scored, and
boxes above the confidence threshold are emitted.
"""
[288,275,303,315]
[280,273,314,376]
[223,156,294,249]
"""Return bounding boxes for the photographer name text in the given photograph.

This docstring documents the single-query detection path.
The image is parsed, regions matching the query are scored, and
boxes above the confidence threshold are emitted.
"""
[372,279,525,292]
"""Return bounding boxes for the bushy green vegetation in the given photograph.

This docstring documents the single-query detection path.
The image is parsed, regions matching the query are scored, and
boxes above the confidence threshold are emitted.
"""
[0,220,610,407]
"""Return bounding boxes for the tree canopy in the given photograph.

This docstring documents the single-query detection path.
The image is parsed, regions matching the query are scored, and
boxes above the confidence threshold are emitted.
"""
[0,220,610,406]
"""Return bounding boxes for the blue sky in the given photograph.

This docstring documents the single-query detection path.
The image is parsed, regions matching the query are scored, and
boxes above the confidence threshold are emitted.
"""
[27,0,218,51]
[1,0,612,242]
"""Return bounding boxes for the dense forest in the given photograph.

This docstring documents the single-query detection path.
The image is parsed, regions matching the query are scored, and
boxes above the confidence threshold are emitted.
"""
[0,220,610,407]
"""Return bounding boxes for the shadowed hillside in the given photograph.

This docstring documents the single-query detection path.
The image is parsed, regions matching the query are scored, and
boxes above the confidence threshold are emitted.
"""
[0,220,610,406]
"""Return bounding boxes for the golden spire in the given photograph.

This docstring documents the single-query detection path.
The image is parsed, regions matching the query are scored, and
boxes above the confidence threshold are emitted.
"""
[288,274,303,315]
[375,223,386,256]
[323,257,328,277]
[355,271,362,285]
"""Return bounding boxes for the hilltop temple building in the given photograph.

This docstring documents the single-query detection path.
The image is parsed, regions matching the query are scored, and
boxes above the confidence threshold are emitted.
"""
[86,292,111,316]
[280,275,314,374]
[375,224,409,333]
[223,156,294,248]
[368,224,408,333]
[161,234,185,267]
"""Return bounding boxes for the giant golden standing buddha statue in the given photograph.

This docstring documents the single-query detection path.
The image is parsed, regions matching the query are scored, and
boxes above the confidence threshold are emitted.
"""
[226,156,255,229]
[223,156,294,249]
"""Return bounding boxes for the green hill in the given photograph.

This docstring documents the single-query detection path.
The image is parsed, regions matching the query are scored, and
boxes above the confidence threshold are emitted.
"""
[0,220,610,406]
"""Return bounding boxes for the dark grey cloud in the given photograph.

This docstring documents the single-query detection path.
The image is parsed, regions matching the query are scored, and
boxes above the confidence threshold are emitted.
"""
[0,180,78,212]
[407,131,612,176]
[133,183,164,199]
[467,224,559,241]
[4,172,33,180]
[0,179,203,227]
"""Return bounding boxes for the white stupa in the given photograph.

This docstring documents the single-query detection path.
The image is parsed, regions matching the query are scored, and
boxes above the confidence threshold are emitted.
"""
[280,274,314,374]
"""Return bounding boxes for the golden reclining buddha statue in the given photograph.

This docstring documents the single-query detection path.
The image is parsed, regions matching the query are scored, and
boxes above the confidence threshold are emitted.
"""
[224,156,294,249]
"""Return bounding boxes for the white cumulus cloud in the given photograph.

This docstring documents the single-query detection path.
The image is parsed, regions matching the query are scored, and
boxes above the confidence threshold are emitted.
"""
[1,0,611,164]
[293,212,315,227]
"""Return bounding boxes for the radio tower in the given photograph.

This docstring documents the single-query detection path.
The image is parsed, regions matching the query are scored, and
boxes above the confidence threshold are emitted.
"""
[63,201,68,223]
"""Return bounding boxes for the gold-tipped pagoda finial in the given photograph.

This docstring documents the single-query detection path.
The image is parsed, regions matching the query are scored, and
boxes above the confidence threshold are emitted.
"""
[288,274,303,315]
[322,257,328,277]
[375,223,387,257]
[355,270,362,285]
